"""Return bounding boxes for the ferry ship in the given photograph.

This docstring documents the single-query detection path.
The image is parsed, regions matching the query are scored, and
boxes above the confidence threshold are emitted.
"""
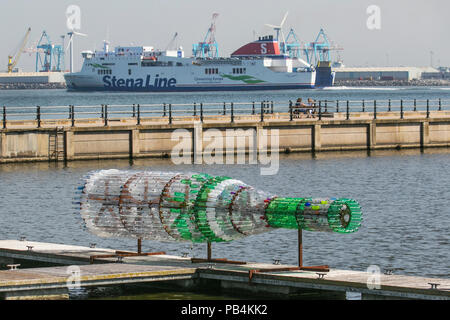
[64,35,333,92]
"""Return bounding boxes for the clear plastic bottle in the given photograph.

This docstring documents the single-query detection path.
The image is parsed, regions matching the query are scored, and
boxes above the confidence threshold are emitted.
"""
[75,170,362,242]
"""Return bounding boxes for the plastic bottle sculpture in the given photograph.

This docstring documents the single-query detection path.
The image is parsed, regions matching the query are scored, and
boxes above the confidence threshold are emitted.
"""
[75,170,362,243]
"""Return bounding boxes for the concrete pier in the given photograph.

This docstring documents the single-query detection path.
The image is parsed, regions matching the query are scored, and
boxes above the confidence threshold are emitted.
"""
[0,241,448,300]
[1,110,450,163]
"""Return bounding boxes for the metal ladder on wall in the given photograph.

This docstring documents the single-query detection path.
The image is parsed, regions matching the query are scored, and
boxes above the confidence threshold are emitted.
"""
[48,127,65,161]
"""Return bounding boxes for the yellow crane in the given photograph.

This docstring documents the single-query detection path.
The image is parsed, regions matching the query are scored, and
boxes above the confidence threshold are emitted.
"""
[7,27,32,73]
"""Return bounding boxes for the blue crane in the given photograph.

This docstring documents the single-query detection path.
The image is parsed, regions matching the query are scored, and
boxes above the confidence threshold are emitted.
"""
[192,13,219,58]
[35,31,64,72]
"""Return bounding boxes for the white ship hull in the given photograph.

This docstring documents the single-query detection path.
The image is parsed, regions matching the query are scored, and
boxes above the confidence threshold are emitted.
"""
[65,44,316,92]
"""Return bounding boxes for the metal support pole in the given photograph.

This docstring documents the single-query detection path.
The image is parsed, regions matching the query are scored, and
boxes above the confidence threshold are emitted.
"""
[298,229,303,268]
[289,100,293,121]
[362,99,365,112]
[3,106,6,129]
[318,100,322,120]
[223,102,226,115]
[271,101,274,114]
[71,105,75,127]
[207,242,212,261]
[104,104,108,126]
[400,100,404,119]
[132,104,136,118]
[324,100,328,113]
[260,102,264,122]
[101,104,104,118]
[137,104,141,125]
[193,102,196,116]
[414,99,417,112]
[252,102,255,115]
[336,100,339,113]
[374,100,377,120]
[200,103,204,122]
[346,100,350,120]
[438,98,442,111]
[231,102,234,123]
[388,99,391,112]
[163,103,167,117]
[169,104,172,124]
[426,99,430,118]
[36,106,41,128]
[137,238,142,254]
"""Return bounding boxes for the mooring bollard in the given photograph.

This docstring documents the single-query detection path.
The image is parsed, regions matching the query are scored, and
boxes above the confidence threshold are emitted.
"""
[3,106,6,129]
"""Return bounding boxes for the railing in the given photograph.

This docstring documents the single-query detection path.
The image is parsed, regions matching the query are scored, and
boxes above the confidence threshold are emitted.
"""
[1,99,449,129]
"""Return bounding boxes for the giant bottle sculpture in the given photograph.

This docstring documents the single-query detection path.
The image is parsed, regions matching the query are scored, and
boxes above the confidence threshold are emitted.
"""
[75,170,362,242]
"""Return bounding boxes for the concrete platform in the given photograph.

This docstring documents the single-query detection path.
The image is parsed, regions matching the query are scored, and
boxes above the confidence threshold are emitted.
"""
[0,240,448,300]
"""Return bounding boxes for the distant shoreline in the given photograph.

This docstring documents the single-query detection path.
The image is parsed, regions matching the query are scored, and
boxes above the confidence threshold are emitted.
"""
[334,79,450,87]
[0,79,449,90]
[0,83,67,90]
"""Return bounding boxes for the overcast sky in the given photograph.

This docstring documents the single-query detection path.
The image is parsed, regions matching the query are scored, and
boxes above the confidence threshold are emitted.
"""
[1,0,449,72]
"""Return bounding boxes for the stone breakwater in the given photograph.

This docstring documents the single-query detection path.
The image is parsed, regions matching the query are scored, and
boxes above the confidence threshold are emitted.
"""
[334,79,450,87]
[0,83,67,90]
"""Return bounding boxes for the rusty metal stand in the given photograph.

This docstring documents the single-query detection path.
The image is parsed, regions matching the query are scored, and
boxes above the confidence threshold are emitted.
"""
[248,229,329,282]
[191,241,247,265]
[90,238,166,264]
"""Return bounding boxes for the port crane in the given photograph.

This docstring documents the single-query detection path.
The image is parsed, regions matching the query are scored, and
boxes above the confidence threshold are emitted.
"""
[302,28,343,66]
[192,13,219,58]
[7,27,32,73]
[165,32,178,51]
[35,31,64,72]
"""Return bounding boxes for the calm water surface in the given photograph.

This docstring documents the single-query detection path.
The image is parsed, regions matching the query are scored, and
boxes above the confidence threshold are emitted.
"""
[0,87,449,299]
[1,150,448,279]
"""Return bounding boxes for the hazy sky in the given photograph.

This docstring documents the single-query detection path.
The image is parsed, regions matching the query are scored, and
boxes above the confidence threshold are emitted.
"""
[1,0,449,72]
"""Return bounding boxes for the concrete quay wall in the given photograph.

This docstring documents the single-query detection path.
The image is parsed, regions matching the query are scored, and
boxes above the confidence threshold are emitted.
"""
[1,114,450,163]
